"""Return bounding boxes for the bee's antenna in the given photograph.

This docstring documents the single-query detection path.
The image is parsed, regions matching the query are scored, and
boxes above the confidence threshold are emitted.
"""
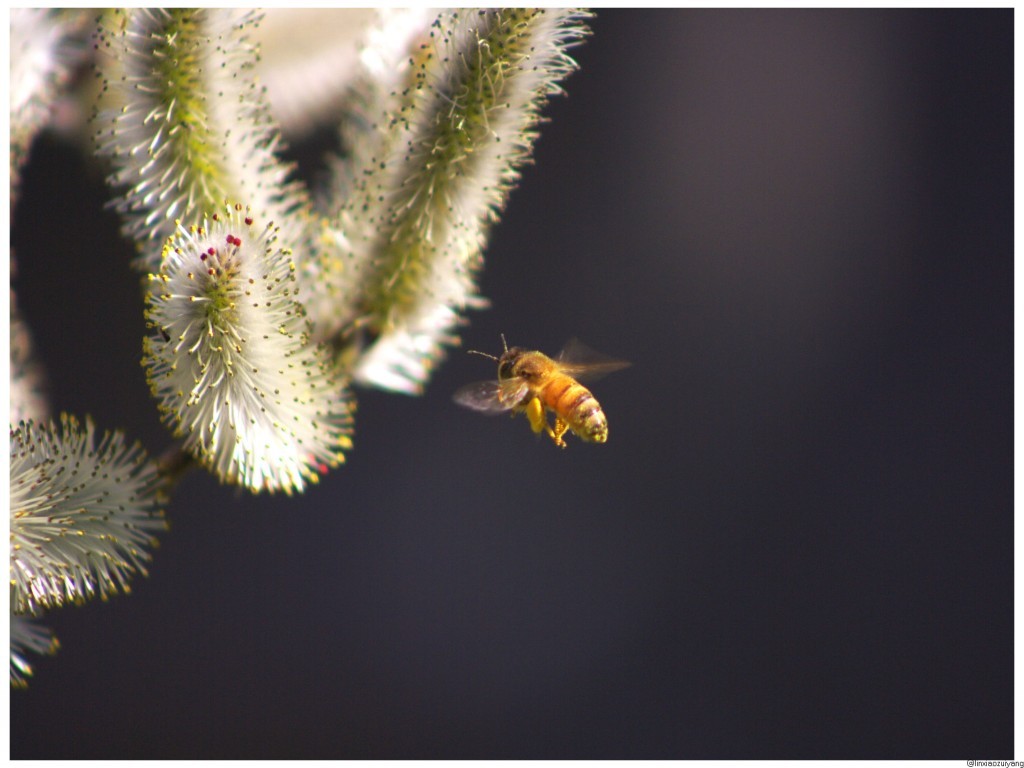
[466,333,508,362]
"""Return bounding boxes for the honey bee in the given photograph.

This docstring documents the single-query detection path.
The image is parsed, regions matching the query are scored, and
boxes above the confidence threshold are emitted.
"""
[453,336,629,448]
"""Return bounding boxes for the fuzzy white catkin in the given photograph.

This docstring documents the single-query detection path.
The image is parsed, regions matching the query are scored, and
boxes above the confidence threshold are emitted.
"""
[143,204,354,494]
[94,9,310,272]
[326,9,591,394]
[9,415,167,615]
[10,615,59,688]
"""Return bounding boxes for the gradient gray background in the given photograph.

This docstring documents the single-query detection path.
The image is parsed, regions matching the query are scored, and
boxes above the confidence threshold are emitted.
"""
[11,9,1012,759]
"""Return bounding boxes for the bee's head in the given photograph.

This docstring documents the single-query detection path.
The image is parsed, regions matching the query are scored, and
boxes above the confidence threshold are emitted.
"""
[498,347,526,380]
[468,334,535,380]
[501,347,550,382]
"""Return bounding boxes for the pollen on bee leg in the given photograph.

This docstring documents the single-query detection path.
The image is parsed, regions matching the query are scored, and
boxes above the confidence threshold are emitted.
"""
[525,397,546,435]
[552,417,570,448]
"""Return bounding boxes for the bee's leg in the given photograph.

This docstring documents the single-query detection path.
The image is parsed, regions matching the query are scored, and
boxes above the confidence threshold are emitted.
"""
[551,418,570,448]
[525,397,547,435]
[525,398,567,448]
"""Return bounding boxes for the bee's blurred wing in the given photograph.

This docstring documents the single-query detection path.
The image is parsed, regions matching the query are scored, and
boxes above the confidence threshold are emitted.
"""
[557,338,631,381]
[453,380,522,414]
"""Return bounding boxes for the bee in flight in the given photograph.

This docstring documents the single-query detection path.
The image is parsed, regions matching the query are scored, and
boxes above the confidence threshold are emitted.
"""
[453,336,629,448]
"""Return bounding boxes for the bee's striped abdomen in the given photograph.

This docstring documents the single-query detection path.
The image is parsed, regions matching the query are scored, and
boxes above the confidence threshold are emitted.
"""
[545,376,609,443]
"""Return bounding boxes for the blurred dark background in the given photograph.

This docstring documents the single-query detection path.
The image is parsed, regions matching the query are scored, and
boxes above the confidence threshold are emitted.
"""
[10,9,1012,759]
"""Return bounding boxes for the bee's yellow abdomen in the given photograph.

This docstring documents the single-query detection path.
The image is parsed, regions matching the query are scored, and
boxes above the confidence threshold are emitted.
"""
[546,377,608,443]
